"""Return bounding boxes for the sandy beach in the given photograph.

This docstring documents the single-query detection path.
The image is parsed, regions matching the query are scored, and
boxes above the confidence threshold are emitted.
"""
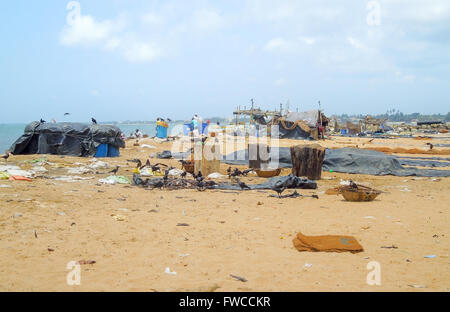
[0,135,449,292]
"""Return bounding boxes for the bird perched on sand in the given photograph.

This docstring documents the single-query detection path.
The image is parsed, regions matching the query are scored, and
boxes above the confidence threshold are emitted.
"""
[109,166,120,175]
[163,169,169,183]
[91,118,97,124]
[426,143,434,150]
[1,151,10,162]
[242,169,254,176]
[151,163,168,172]
[236,178,250,190]
[272,181,286,198]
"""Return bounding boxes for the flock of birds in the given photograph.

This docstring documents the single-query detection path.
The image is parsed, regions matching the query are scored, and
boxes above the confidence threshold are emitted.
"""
[109,157,303,197]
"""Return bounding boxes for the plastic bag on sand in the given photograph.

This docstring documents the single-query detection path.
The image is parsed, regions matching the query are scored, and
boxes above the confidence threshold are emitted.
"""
[140,168,154,177]
[88,160,109,169]
[30,166,48,174]
[207,172,225,179]
[0,172,10,180]
[67,167,92,174]
[99,175,131,185]
[169,169,184,176]
[141,144,156,149]
[0,165,34,178]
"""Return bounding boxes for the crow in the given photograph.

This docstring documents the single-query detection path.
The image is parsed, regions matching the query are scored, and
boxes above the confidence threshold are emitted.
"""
[64,113,70,116]
[151,180,165,189]
[237,179,250,190]
[91,118,97,124]
[151,163,168,172]
[1,151,10,162]
[196,179,206,191]
[272,182,286,198]
[40,119,46,123]
[109,166,120,175]
[231,168,243,177]
[242,169,254,176]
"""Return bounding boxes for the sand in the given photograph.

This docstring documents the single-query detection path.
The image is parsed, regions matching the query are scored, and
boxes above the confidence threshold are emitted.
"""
[0,135,449,292]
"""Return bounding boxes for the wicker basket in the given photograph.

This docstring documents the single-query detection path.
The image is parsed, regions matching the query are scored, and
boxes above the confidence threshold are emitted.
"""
[341,185,381,202]
[255,168,282,178]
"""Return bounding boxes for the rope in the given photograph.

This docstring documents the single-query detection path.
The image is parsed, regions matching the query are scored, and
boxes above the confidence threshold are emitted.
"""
[276,118,311,133]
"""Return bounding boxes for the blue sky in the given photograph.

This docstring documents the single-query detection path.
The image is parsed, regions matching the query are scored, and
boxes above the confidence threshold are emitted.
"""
[1,0,449,123]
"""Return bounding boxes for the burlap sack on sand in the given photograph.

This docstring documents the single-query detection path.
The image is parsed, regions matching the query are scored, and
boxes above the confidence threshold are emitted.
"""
[293,232,363,253]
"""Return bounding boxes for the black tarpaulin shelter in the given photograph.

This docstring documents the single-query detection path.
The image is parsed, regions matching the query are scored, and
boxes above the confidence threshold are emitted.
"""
[10,121,125,157]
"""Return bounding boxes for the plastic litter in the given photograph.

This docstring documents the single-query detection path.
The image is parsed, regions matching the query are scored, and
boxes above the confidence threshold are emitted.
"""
[141,144,156,149]
[164,267,177,275]
[168,168,184,177]
[424,255,436,259]
[207,172,225,179]
[99,175,131,185]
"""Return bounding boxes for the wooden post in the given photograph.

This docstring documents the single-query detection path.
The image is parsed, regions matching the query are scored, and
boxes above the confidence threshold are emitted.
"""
[290,144,326,180]
[194,140,220,176]
[248,143,270,169]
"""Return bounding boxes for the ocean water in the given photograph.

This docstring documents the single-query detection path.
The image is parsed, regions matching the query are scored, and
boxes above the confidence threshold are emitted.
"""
[0,122,187,153]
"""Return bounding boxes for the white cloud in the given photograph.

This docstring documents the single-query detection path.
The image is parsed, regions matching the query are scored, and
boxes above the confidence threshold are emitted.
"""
[60,15,118,46]
[395,71,416,83]
[347,37,366,50]
[264,38,297,52]
[275,78,287,86]
[122,42,160,63]
[300,37,316,45]
[141,12,165,25]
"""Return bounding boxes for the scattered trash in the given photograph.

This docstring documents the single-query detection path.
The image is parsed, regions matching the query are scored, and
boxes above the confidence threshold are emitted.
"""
[111,214,126,221]
[13,213,23,218]
[9,176,32,182]
[424,255,436,259]
[177,223,190,227]
[230,274,247,282]
[364,216,376,219]
[303,263,313,268]
[67,167,92,175]
[78,260,96,265]
[165,267,177,275]
[51,175,94,182]
[408,284,426,288]
[48,248,55,252]
[88,159,109,169]
[0,184,11,188]
[57,211,66,216]
[381,245,398,249]
[169,168,184,177]
[207,172,225,179]
[141,144,156,149]
[0,172,10,180]
[99,175,130,185]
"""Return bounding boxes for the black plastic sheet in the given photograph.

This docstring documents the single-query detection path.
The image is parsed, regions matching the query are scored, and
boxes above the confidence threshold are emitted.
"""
[10,121,125,157]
